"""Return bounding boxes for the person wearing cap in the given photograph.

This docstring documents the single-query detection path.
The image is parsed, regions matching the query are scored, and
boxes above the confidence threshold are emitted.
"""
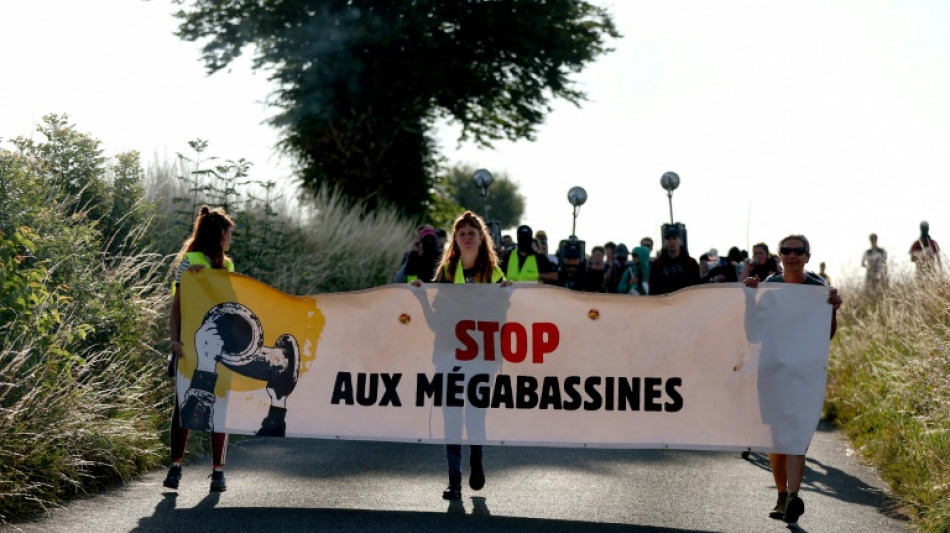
[405,225,440,283]
[556,243,586,290]
[647,226,701,295]
[910,220,941,277]
[500,225,557,283]
[603,243,631,293]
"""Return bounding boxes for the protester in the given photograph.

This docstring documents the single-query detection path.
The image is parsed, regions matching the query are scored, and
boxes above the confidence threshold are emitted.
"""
[405,225,440,283]
[818,262,831,286]
[583,245,607,292]
[617,248,646,295]
[165,206,234,493]
[861,233,887,292]
[556,245,586,290]
[500,225,557,283]
[410,211,511,500]
[604,243,630,293]
[910,220,941,277]
[705,246,741,283]
[742,234,842,526]
[535,230,558,268]
[648,227,701,295]
[741,242,783,282]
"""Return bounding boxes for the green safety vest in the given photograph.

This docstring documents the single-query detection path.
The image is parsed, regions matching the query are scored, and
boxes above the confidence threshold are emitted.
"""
[446,262,505,284]
[171,251,234,295]
[505,253,540,282]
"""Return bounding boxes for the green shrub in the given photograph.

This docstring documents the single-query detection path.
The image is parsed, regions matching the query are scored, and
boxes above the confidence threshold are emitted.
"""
[827,270,950,532]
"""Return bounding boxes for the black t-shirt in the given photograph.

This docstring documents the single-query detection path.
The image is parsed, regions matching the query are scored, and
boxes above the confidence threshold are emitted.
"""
[648,252,701,295]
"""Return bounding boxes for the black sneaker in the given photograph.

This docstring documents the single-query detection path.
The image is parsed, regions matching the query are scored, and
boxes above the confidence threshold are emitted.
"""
[442,483,461,500]
[783,494,804,525]
[162,465,182,489]
[209,470,227,492]
[469,458,485,491]
[769,492,788,520]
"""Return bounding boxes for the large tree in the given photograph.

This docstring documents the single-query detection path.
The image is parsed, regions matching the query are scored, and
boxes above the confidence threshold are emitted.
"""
[172,0,618,218]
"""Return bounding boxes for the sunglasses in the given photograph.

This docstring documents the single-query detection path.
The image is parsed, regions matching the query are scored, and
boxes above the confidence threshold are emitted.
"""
[779,246,808,256]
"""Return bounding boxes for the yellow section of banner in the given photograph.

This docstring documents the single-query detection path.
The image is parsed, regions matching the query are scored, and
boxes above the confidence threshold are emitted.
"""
[179,269,325,397]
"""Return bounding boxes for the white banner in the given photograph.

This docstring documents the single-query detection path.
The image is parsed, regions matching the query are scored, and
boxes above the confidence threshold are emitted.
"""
[177,271,831,454]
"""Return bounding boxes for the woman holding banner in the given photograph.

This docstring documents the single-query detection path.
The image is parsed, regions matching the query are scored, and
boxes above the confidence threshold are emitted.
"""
[164,206,235,493]
[411,211,511,500]
[743,234,842,526]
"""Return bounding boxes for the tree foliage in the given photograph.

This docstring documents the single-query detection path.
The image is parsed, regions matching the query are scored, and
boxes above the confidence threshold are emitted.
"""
[445,165,524,229]
[171,0,619,218]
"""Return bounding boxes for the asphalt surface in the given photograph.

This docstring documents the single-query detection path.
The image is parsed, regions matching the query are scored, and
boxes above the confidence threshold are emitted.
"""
[4,421,908,533]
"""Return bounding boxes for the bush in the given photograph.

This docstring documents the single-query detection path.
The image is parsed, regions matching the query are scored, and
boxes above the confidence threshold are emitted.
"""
[0,117,416,523]
[0,127,167,521]
[827,268,950,532]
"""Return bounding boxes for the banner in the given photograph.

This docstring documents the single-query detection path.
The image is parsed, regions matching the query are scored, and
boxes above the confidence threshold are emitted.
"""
[176,270,832,454]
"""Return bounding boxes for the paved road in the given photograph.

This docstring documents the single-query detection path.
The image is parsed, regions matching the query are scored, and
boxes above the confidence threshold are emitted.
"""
[6,421,908,533]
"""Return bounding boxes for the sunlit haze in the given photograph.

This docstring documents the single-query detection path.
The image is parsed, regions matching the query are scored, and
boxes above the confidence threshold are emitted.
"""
[4,1,950,283]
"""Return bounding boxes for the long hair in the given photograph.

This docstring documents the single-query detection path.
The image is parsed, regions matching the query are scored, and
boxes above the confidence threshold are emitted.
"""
[435,211,499,283]
[175,205,234,269]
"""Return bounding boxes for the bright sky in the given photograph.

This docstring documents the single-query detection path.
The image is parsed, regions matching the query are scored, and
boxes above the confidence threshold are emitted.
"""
[4,1,950,283]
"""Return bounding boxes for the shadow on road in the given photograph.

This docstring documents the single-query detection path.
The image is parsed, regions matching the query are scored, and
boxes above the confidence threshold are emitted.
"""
[740,420,908,525]
[132,497,720,533]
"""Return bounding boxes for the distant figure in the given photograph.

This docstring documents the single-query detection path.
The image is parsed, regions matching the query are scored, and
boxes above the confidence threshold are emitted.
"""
[862,233,887,292]
[535,230,558,268]
[604,243,630,293]
[910,221,941,277]
[818,262,831,286]
[705,246,741,284]
[583,245,607,292]
[405,226,440,283]
[741,242,783,282]
[500,225,557,283]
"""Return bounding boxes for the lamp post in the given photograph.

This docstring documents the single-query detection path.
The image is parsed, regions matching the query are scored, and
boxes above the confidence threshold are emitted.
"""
[567,186,588,237]
[472,168,493,220]
[660,171,680,226]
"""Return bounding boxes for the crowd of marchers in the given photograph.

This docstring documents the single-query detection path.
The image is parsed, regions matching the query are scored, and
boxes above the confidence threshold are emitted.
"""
[395,223,821,295]
[395,219,942,294]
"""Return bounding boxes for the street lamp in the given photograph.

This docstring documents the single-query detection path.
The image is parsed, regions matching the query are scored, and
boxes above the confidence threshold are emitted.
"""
[567,186,588,237]
[472,168,493,220]
[660,171,680,225]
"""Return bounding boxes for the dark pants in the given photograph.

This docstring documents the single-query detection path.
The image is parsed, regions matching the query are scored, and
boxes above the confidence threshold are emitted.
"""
[445,444,482,484]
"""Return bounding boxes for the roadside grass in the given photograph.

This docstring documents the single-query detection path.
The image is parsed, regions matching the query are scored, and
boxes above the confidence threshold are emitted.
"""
[827,268,950,532]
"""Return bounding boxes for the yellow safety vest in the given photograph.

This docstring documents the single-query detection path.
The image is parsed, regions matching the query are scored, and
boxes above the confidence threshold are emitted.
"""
[171,251,234,295]
[446,262,505,284]
[505,253,540,282]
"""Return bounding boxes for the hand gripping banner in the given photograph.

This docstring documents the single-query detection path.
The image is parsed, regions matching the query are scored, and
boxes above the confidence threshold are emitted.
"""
[176,269,832,454]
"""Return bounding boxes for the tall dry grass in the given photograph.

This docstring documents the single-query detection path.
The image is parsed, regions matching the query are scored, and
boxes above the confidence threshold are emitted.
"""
[827,265,950,532]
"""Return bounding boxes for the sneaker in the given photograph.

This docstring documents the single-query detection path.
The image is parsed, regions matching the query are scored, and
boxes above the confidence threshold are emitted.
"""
[769,492,788,520]
[162,465,182,489]
[469,458,485,491]
[783,494,805,525]
[209,470,227,492]
[442,483,461,500]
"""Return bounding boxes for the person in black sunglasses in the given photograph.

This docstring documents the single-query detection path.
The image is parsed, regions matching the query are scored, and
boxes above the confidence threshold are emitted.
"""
[742,234,842,526]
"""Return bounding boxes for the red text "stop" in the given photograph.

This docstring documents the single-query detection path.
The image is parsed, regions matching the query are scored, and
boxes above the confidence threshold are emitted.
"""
[455,321,560,364]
